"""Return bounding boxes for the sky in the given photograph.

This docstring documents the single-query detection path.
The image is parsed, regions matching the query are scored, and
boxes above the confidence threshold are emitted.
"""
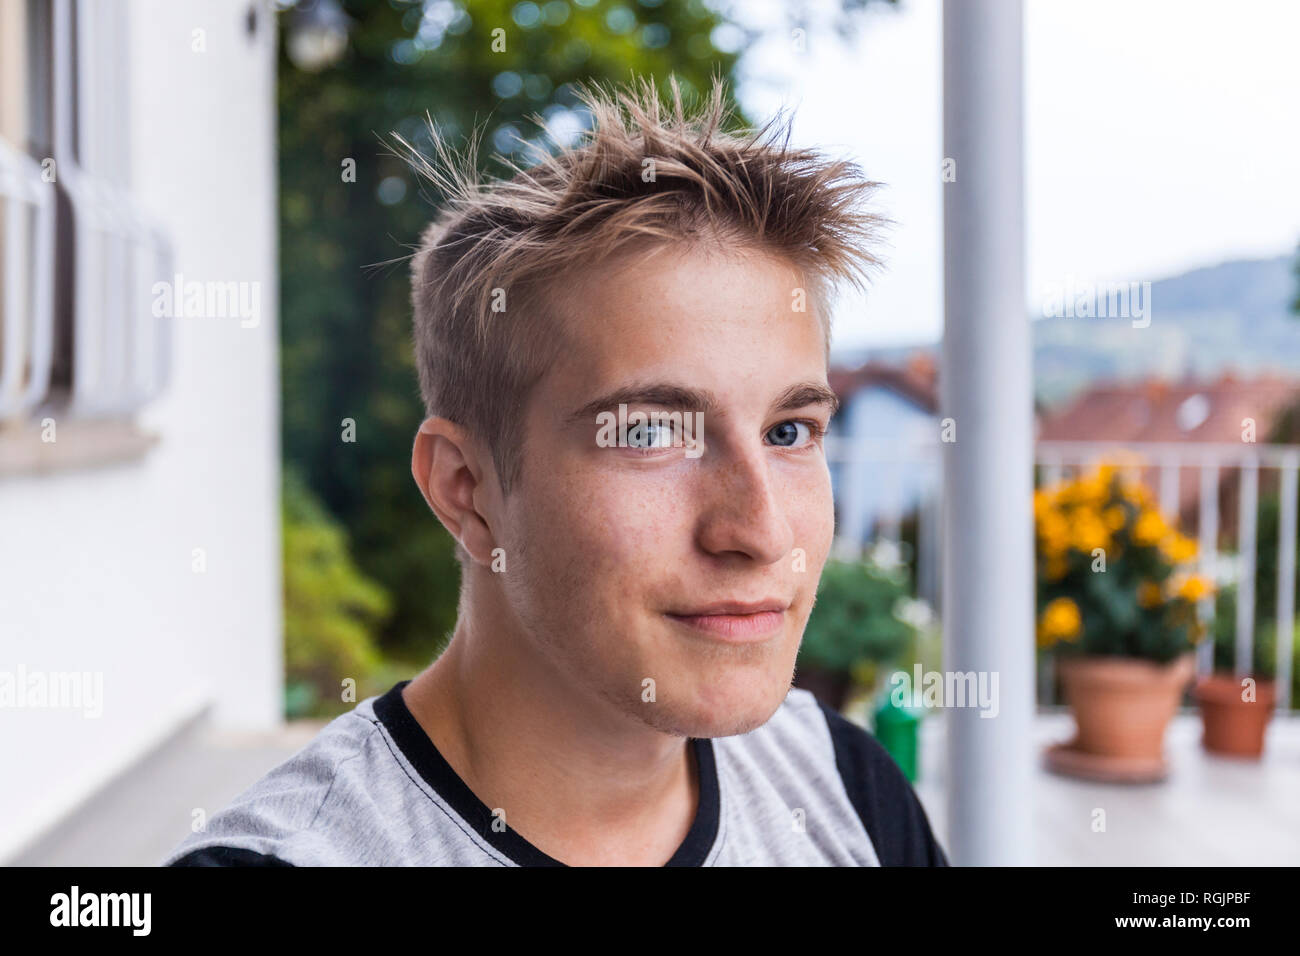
[731,0,1300,353]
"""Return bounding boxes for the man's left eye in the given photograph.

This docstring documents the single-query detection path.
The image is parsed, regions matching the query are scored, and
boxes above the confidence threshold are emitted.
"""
[767,421,815,448]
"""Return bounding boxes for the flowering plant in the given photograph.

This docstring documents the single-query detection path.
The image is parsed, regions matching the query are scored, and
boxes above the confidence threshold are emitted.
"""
[1035,464,1211,662]
[801,550,920,677]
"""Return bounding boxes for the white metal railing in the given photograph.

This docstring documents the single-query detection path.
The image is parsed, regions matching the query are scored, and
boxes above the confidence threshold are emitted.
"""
[0,0,175,427]
[0,0,174,426]
[54,0,173,417]
[827,435,1299,712]
[0,138,56,419]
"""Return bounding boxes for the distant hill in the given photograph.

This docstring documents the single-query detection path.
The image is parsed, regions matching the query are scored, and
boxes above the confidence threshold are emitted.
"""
[1033,254,1300,406]
[831,253,1300,410]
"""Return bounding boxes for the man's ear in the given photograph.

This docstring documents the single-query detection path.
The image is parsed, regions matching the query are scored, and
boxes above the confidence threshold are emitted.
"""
[411,417,497,564]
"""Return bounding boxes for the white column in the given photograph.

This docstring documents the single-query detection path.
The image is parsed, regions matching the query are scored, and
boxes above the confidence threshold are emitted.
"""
[941,0,1034,866]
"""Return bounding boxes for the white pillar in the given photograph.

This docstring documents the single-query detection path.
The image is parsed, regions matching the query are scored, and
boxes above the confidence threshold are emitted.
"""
[941,0,1034,866]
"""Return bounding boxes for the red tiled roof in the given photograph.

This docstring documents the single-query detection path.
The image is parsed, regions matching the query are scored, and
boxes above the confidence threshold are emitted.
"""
[1038,374,1300,532]
[829,352,939,413]
[1037,374,1300,444]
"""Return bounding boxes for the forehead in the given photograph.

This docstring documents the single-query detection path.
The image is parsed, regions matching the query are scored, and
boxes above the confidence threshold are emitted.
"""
[537,243,829,400]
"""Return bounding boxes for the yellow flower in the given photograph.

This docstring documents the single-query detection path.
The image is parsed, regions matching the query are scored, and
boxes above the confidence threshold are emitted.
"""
[1132,509,1167,546]
[1033,489,1053,517]
[1176,574,1212,603]
[1081,471,1110,505]
[1070,512,1110,553]
[1037,510,1070,555]
[1102,505,1127,531]
[1160,533,1198,564]
[1045,554,1069,581]
[1039,596,1082,647]
[1137,580,1164,608]
[1126,483,1153,508]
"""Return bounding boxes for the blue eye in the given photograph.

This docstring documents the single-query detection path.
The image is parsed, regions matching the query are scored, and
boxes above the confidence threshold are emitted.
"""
[626,420,678,449]
[767,421,815,448]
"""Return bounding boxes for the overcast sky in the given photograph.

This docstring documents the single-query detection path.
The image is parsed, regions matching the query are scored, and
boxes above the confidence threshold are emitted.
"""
[732,0,1300,353]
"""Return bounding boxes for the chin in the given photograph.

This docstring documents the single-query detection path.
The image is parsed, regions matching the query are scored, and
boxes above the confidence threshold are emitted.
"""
[655,666,793,739]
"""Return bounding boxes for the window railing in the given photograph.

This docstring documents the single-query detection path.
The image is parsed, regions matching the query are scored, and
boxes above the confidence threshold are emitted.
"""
[0,0,173,434]
[0,137,55,419]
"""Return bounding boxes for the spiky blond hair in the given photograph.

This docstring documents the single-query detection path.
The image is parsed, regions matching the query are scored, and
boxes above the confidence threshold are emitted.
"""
[404,76,883,499]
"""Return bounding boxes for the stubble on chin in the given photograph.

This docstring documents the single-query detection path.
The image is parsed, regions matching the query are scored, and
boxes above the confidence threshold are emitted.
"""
[621,662,796,740]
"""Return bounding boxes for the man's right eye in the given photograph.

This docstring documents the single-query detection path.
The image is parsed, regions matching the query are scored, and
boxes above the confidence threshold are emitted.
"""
[624,420,678,449]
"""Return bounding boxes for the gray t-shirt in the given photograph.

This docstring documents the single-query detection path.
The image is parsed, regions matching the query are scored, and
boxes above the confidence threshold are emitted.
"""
[162,680,948,866]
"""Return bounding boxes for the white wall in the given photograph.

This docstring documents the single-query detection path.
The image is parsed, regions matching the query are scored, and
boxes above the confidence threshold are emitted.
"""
[0,0,280,862]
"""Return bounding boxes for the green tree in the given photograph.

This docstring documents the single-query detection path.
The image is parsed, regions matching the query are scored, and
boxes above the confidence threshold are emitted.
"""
[282,468,393,717]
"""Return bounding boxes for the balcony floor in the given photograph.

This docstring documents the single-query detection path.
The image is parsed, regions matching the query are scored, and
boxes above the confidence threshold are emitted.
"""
[912,710,1300,865]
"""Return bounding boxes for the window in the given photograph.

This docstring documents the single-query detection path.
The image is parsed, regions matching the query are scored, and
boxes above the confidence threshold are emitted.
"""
[0,0,172,443]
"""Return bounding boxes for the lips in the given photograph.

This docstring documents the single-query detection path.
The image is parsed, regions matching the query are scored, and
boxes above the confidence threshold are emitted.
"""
[674,599,788,616]
[664,599,791,643]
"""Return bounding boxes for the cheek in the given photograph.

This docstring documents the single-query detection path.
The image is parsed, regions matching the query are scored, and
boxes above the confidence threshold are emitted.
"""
[509,444,833,590]
[780,462,835,561]
[508,460,693,603]
[567,472,692,576]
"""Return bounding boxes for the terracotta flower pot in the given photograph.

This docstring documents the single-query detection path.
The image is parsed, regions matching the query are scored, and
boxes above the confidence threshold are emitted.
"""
[1046,653,1195,782]
[1194,674,1275,759]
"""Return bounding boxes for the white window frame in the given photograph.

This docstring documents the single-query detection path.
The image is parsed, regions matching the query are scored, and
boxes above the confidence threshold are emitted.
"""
[0,136,55,419]
[51,0,172,418]
[0,0,174,427]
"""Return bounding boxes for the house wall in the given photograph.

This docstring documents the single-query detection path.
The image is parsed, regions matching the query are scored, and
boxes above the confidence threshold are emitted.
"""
[0,0,280,863]
[831,386,940,548]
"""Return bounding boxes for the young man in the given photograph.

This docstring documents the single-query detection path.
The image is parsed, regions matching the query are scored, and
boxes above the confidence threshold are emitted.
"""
[164,79,949,867]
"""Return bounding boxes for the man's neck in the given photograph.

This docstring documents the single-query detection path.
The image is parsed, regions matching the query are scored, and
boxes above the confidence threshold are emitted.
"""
[400,611,700,866]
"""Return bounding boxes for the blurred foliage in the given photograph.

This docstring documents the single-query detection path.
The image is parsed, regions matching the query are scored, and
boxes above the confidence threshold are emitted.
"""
[1235,415,1300,659]
[275,0,746,663]
[1035,465,1210,662]
[282,468,393,717]
[799,555,918,676]
[1211,586,1300,707]
[1210,584,1280,680]
[1245,491,1291,636]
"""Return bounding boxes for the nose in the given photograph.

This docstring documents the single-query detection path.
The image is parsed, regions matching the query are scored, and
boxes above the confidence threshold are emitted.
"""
[694,441,794,566]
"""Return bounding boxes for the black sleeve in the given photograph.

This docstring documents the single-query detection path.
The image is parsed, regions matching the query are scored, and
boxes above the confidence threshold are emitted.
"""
[167,845,295,867]
[816,701,950,867]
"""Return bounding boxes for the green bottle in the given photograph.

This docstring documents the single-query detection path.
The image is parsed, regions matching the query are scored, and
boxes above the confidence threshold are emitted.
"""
[871,693,922,782]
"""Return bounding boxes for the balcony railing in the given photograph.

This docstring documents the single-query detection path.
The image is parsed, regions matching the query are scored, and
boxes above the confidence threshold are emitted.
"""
[826,434,1299,711]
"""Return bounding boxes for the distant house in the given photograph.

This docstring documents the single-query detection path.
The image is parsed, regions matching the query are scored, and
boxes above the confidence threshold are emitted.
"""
[827,353,941,599]
[1036,373,1300,532]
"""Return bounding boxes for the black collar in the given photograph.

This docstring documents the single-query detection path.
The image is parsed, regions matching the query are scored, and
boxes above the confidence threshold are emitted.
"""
[372,680,721,866]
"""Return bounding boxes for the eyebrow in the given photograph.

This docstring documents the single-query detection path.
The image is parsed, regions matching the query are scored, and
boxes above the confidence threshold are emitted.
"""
[564,380,840,425]
[773,382,841,418]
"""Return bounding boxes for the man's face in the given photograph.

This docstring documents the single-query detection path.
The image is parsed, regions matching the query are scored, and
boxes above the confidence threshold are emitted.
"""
[497,244,835,739]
